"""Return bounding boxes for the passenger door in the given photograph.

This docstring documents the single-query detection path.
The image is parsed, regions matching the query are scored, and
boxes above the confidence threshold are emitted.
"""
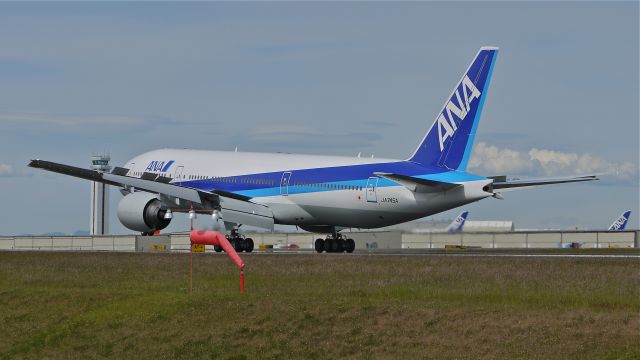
[280,172,292,196]
[173,166,184,180]
[366,176,378,203]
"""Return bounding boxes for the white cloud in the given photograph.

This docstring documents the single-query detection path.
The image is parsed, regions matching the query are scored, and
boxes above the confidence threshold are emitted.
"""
[469,142,637,183]
[238,125,381,153]
[0,164,13,177]
[1,112,146,127]
[0,112,175,134]
[0,163,34,178]
[468,142,535,175]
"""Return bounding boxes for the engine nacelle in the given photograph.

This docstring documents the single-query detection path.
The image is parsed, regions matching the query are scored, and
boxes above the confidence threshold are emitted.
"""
[117,192,171,233]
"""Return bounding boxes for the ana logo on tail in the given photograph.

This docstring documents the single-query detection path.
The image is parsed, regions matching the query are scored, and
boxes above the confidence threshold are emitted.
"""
[446,211,469,233]
[438,76,481,151]
[408,46,497,171]
[608,211,631,231]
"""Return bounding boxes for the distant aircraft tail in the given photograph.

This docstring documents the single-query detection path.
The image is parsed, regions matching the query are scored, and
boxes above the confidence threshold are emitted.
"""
[446,211,469,233]
[608,211,631,231]
[408,47,498,171]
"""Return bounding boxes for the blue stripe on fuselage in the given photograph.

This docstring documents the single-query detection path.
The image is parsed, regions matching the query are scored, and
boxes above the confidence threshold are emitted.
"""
[173,161,488,198]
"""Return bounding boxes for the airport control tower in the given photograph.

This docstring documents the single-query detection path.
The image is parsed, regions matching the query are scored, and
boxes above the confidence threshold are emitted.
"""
[90,155,111,235]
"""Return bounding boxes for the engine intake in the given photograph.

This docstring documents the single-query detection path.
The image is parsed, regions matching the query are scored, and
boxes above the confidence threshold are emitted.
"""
[117,192,171,233]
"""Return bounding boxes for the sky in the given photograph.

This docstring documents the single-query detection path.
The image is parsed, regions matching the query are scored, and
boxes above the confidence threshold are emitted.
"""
[0,2,638,235]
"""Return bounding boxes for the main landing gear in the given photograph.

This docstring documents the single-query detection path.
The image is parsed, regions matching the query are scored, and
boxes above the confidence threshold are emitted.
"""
[315,234,355,253]
[214,228,254,253]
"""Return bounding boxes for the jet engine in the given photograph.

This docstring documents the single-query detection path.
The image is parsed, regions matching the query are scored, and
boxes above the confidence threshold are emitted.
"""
[117,192,171,233]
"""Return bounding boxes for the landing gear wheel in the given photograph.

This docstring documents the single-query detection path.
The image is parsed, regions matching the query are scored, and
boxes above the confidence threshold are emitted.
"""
[315,239,325,253]
[338,239,346,253]
[330,239,340,252]
[214,245,222,253]
[245,238,254,253]
[324,239,333,252]
[235,238,245,252]
[346,238,355,253]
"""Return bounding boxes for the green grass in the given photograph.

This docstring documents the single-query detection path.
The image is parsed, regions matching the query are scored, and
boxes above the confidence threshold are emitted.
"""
[0,252,638,359]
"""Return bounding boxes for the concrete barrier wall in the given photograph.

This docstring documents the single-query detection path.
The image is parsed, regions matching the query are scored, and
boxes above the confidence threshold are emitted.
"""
[171,234,191,252]
[349,232,402,250]
[526,233,561,248]
[462,234,494,248]
[0,230,636,251]
[0,236,136,251]
[402,234,431,249]
[493,233,528,248]
[399,231,637,249]
[595,232,634,248]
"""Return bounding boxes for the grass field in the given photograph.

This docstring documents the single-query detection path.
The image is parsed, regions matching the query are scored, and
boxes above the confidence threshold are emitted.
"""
[0,251,638,359]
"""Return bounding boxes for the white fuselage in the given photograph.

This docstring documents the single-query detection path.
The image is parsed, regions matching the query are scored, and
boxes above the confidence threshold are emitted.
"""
[123,149,492,229]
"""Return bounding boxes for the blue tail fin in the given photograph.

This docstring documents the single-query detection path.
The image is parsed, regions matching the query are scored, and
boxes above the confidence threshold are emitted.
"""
[608,211,631,230]
[408,47,498,171]
[446,211,469,233]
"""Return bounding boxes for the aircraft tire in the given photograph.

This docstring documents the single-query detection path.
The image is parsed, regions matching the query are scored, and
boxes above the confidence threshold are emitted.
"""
[245,238,254,253]
[346,238,355,253]
[324,239,333,252]
[338,239,346,252]
[330,239,340,252]
[214,245,222,253]
[315,239,324,253]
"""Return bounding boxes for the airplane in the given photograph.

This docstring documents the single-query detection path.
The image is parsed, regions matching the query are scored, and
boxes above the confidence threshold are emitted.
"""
[29,46,598,254]
[560,211,632,248]
[409,211,469,233]
[446,211,469,233]
[608,210,631,231]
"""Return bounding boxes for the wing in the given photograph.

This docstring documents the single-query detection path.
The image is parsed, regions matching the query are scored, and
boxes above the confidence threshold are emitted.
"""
[28,159,274,230]
[488,175,598,191]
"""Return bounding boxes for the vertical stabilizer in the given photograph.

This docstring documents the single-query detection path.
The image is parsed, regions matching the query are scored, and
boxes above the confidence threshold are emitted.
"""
[408,47,498,171]
[608,211,631,230]
[446,211,469,233]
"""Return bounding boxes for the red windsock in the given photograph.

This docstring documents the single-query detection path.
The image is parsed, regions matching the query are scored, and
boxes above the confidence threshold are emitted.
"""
[190,230,245,270]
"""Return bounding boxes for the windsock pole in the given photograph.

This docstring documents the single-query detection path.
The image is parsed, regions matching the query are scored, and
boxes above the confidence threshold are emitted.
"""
[190,230,246,293]
[189,209,195,294]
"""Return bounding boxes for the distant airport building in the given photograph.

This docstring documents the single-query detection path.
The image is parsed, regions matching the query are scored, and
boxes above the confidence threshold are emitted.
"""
[90,155,111,235]
[379,217,514,233]
[463,221,514,232]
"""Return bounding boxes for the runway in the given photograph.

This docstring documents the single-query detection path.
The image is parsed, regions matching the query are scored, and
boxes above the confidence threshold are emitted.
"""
[248,248,640,259]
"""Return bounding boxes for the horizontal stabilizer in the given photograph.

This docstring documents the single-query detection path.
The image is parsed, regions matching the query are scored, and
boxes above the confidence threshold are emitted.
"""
[374,172,461,193]
[490,175,598,190]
